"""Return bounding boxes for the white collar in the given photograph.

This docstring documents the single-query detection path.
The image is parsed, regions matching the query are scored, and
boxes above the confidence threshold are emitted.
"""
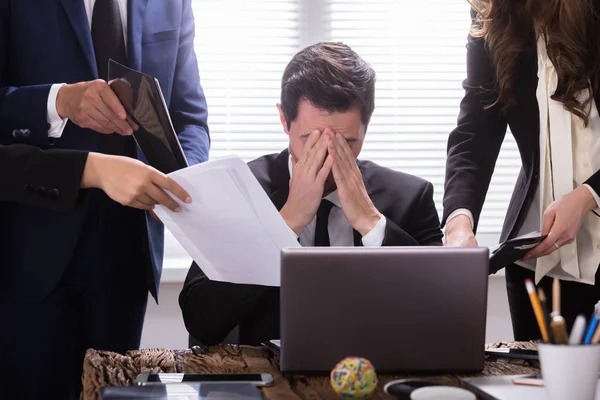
[287,155,341,207]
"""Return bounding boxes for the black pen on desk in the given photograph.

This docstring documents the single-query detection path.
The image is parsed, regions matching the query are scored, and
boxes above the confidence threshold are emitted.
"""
[538,288,553,343]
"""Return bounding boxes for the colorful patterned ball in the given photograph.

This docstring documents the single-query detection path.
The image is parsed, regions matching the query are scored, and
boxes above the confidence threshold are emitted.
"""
[330,356,378,399]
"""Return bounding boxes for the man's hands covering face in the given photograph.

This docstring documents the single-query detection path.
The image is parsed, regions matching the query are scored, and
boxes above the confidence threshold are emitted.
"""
[329,131,382,236]
[280,130,334,236]
[281,129,382,238]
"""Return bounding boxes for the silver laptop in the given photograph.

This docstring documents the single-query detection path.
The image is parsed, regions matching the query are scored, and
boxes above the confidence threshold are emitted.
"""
[279,247,489,373]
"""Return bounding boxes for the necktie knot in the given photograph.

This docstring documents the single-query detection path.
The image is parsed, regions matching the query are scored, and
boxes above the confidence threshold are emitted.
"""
[317,199,334,219]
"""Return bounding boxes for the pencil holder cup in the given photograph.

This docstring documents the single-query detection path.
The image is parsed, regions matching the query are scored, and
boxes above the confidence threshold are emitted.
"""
[539,344,600,400]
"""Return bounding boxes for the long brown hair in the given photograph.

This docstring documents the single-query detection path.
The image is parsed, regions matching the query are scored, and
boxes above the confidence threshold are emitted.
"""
[469,0,600,125]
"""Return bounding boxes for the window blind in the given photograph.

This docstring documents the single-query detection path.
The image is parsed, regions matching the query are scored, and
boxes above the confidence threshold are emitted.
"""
[327,0,520,237]
[192,0,299,161]
[164,0,300,261]
[165,0,521,263]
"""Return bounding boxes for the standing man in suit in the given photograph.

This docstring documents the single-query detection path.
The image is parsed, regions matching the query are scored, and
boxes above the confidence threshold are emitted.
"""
[0,1,209,398]
[179,42,442,347]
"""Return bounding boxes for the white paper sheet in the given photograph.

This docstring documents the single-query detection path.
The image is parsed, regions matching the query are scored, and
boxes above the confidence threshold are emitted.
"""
[153,157,300,287]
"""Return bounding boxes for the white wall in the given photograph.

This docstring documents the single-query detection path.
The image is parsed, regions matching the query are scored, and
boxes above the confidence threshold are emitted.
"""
[141,282,189,349]
[486,273,514,343]
[140,272,513,349]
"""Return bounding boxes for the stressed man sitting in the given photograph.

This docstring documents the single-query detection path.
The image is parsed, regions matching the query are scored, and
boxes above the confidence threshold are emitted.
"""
[179,42,443,346]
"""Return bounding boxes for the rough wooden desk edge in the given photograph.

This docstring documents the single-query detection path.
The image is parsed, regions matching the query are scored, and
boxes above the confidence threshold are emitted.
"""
[82,341,539,400]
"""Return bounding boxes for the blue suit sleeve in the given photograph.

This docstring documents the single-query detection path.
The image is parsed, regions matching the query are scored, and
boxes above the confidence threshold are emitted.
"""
[0,1,55,148]
[169,0,210,165]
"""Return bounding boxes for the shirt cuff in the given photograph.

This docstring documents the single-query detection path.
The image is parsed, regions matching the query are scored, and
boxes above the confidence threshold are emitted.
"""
[47,83,68,138]
[361,215,386,247]
[446,208,474,230]
[583,184,600,213]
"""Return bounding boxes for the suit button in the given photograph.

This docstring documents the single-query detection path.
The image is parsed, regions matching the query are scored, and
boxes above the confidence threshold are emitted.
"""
[22,129,31,137]
[37,186,48,197]
[48,188,60,199]
[12,129,20,138]
[24,184,35,194]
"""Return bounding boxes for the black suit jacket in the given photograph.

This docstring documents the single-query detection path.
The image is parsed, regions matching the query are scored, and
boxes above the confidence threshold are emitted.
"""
[180,149,443,346]
[0,144,87,211]
[443,24,600,249]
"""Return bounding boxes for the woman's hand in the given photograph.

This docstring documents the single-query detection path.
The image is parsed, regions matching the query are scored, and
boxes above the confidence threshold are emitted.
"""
[81,153,191,212]
[524,186,597,260]
[444,214,479,247]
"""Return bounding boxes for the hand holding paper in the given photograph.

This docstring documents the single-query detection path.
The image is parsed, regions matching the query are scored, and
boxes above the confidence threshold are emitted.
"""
[153,157,300,287]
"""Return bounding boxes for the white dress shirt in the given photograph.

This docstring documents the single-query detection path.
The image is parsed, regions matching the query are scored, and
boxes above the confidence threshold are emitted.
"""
[47,0,129,139]
[287,157,387,247]
[448,36,600,285]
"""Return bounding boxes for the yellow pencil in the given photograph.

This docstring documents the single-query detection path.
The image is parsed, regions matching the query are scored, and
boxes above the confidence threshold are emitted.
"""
[525,279,550,343]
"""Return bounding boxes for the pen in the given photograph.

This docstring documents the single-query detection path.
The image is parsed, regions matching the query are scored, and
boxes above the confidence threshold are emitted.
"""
[525,279,549,343]
[550,313,568,344]
[537,288,553,343]
[552,278,560,314]
[513,376,544,387]
[590,321,600,344]
[583,301,600,344]
[545,278,568,344]
[568,314,586,345]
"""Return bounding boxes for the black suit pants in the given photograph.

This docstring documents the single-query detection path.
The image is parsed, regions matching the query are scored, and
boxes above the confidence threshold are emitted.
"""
[0,191,149,400]
[505,263,600,341]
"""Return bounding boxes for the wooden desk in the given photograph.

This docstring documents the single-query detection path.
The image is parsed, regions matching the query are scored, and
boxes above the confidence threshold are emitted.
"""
[82,342,539,400]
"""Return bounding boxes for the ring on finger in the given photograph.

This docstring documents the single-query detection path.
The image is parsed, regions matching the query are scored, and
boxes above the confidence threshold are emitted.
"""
[553,242,560,250]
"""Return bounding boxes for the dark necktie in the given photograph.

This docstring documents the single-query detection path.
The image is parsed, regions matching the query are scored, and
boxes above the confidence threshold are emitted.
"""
[91,0,133,156]
[314,200,334,247]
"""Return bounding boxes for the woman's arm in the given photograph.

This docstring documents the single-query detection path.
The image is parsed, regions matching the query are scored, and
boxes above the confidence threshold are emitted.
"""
[0,144,88,210]
[443,31,509,238]
[0,144,191,212]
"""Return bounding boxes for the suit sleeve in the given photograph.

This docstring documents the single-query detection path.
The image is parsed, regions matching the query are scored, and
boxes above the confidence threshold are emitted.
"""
[381,220,420,246]
[179,262,272,345]
[0,144,88,211]
[383,182,443,246]
[584,171,600,196]
[442,28,508,232]
[0,1,55,148]
[169,0,210,165]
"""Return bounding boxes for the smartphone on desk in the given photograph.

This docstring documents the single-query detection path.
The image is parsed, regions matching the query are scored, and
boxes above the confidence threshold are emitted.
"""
[485,348,538,361]
[136,373,274,387]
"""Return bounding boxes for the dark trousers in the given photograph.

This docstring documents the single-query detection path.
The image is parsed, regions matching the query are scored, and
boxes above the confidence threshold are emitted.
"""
[505,263,600,341]
[0,192,149,400]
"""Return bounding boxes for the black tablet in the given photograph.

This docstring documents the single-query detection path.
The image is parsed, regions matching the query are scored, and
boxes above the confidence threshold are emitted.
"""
[108,59,188,174]
[101,382,264,399]
[489,231,547,274]
[484,348,539,361]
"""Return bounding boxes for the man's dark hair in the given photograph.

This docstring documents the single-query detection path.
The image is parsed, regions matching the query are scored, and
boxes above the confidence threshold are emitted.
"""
[280,42,376,130]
